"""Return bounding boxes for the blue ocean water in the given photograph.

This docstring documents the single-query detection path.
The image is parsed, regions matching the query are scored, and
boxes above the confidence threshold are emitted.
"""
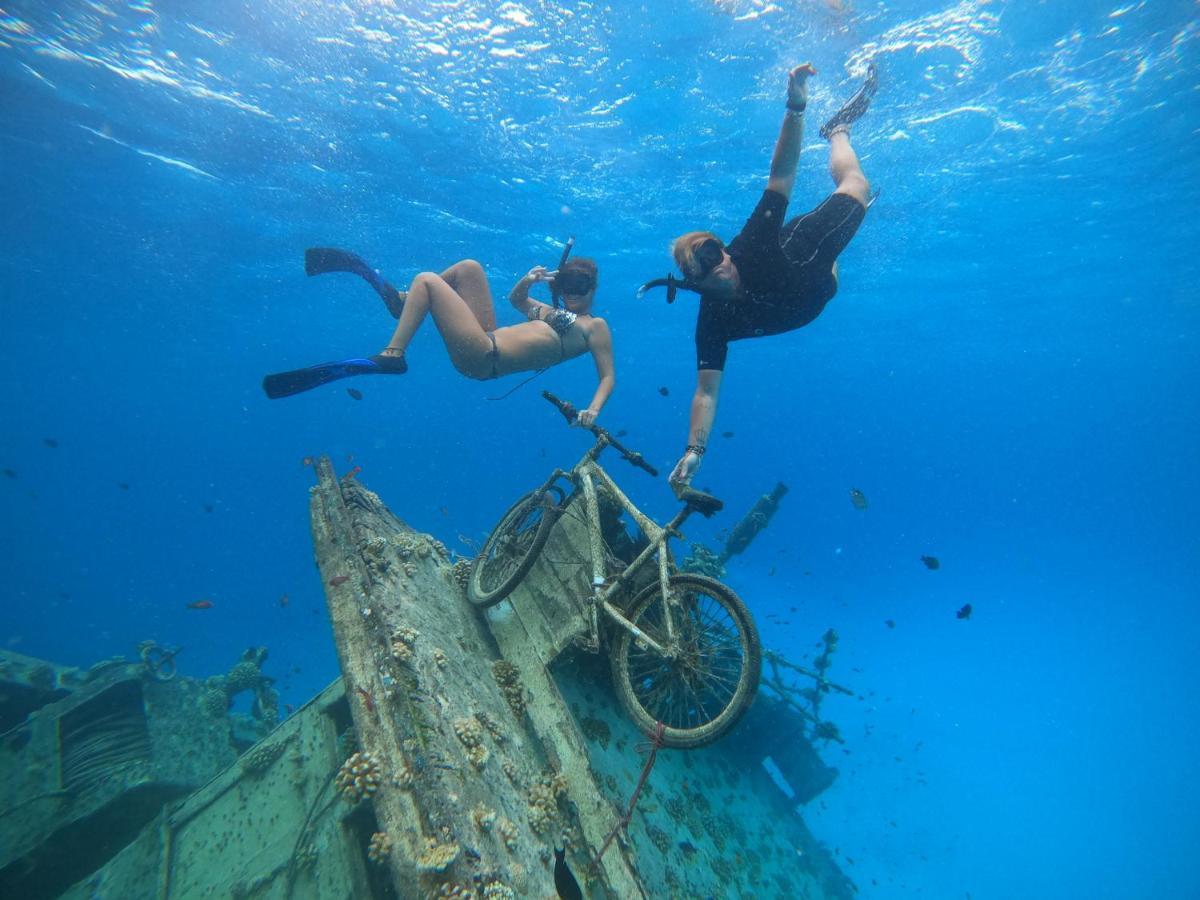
[1,0,1197,897]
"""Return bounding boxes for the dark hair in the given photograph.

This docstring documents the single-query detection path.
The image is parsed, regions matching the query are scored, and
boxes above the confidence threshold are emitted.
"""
[559,257,598,282]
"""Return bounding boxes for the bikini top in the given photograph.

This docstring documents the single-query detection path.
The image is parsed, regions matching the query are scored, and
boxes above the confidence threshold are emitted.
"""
[538,307,577,336]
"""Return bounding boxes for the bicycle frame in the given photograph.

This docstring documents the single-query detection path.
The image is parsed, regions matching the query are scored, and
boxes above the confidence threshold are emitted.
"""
[534,435,698,657]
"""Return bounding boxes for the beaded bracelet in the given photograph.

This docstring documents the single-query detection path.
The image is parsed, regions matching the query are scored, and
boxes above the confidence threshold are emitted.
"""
[685,444,707,456]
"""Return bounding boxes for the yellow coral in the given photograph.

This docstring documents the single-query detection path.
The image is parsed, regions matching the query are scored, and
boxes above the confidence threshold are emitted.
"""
[416,840,460,873]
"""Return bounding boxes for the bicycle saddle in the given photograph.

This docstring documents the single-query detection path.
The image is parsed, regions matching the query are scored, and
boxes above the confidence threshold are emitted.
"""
[672,483,724,517]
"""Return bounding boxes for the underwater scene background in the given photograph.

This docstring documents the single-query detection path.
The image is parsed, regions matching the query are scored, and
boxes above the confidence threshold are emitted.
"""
[1,0,1197,897]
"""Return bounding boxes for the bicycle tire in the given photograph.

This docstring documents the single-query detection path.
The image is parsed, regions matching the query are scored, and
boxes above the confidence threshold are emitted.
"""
[467,491,557,608]
[610,573,761,749]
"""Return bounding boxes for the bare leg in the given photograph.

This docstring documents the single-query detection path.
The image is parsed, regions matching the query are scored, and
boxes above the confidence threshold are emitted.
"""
[439,259,496,331]
[380,271,494,377]
[828,129,870,207]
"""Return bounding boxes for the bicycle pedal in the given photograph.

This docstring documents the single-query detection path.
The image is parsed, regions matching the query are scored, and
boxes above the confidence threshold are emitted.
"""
[573,634,601,654]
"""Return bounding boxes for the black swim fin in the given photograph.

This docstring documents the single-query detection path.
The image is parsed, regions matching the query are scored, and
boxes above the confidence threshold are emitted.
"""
[305,248,406,318]
[262,354,407,400]
[820,62,878,140]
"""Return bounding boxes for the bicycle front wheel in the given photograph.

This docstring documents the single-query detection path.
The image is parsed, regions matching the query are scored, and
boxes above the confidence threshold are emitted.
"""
[611,573,761,749]
[467,491,557,608]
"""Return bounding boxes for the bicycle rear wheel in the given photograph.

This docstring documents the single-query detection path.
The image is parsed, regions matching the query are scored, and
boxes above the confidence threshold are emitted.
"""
[610,573,761,749]
[467,491,557,608]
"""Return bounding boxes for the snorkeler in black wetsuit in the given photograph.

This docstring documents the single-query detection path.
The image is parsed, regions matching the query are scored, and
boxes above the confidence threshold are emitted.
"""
[665,61,877,485]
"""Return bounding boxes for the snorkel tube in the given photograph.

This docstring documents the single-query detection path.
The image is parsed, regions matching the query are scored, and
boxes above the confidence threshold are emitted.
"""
[550,235,576,308]
[636,273,702,304]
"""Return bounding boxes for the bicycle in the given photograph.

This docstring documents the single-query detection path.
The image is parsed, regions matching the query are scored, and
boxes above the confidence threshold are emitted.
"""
[468,391,761,749]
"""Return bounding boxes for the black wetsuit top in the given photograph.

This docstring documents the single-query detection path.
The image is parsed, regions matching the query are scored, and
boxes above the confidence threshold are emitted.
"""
[695,189,865,370]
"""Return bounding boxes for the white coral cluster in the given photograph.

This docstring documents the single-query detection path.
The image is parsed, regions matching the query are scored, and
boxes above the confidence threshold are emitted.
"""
[335,751,382,803]
[366,831,392,865]
[391,626,419,663]
[453,716,490,768]
[481,882,515,900]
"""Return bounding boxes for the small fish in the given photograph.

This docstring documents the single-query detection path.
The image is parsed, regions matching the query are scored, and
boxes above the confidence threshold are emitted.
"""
[657,386,669,396]
[284,703,295,715]
[885,619,896,629]
[301,456,314,466]
[678,840,698,856]
[345,465,362,479]
[956,603,972,620]
[279,594,290,607]
[328,575,350,587]
[117,482,130,491]
[920,555,940,570]
[346,388,363,400]
[2,469,15,478]
[721,431,734,438]
[43,438,59,448]
[355,685,375,713]
[616,429,628,437]
[439,506,450,517]
[203,503,214,513]
[554,847,583,900]
[768,566,776,576]
[849,487,868,510]
[186,599,214,610]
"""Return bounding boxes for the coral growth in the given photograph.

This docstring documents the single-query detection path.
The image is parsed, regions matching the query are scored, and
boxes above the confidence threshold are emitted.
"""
[497,817,519,852]
[481,882,515,900]
[453,716,490,768]
[472,804,497,832]
[646,824,671,853]
[416,840,460,873]
[367,831,393,865]
[435,885,472,900]
[451,559,472,592]
[476,711,506,743]
[527,772,569,835]
[199,647,279,727]
[335,751,382,803]
[240,739,287,775]
[432,647,449,668]
[580,716,611,749]
[391,626,420,664]
[492,661,526,719]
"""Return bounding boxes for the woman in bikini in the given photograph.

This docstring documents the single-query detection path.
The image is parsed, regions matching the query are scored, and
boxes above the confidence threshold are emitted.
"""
[263,253,615,426]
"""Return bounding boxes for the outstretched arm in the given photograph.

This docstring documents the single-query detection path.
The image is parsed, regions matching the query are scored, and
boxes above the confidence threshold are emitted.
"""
[669,369,723,484]
[577,319,615,427]
[509,266,557,320]
[765,63,817,202]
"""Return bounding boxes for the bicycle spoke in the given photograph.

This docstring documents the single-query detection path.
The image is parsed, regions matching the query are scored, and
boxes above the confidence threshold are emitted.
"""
[632,586,748,729]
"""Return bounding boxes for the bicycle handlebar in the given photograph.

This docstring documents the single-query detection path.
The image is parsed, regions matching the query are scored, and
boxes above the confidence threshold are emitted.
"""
[542,391,659,478]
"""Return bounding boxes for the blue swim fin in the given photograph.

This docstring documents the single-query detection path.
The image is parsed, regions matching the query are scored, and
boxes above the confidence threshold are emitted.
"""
[305,248,405,318]
[262,354,407,400]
